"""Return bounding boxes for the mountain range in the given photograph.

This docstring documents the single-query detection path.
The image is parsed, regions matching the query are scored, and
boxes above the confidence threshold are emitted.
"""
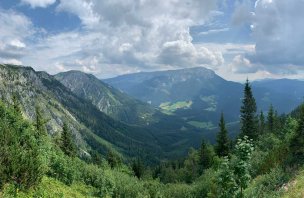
[105,67,303,134]
[1,64,303,163]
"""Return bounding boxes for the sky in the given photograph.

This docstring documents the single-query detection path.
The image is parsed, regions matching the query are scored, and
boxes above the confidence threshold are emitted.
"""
[0,0,303,81]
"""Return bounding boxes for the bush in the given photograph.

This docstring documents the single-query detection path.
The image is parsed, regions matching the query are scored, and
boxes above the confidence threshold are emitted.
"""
[0,102,46,189]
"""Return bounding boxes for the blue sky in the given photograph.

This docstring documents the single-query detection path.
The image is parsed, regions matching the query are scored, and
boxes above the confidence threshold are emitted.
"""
[0,0,303,81]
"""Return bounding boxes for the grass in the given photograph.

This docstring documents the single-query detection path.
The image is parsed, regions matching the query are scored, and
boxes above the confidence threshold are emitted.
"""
[0,177,98,198]
[200,95,217,112]
[160,101,192,114]
[282,169,304,198]
[187,121,215,129]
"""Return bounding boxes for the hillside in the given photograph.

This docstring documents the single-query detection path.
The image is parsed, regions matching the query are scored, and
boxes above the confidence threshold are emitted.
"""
[55,71,156,125]
[105,67,302,132]
[0,64,164,161]
[55,70,206,158]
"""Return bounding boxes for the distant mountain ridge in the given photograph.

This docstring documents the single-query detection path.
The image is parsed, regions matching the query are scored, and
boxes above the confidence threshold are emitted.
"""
[105,67,303,133]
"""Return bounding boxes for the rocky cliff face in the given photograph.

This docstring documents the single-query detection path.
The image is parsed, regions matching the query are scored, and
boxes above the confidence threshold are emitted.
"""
[55,70,156,125]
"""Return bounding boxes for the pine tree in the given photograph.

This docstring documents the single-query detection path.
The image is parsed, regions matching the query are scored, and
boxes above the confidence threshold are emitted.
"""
[199,140,215,173]
[12,94,22,114]
[267,104,274,133]
[240,79,258,140]
[60,121,77,157]
[290,105,304,163]
[34,106,48,138]
[132,158,145,179]
[259,111,265,135]
[107,150,122,168]
[216,112,230,157]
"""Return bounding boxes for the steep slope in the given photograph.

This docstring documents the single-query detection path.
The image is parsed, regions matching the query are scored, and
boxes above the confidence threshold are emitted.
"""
[55,70,156,125]
[105,67,302,131]
[0,64,163,161]
[55,70,205,157]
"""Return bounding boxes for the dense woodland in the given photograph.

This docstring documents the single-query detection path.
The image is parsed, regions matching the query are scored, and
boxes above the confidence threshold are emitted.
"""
[1,80,304,197]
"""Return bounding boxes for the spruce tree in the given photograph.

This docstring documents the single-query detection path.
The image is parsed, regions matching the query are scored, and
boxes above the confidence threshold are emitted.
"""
[259,111,265,135]
[132,158,145,179]
[60,121,77,157]
[12,94,22,114]
[216,112,230,157]
[267,104,274,133]
[240,79,258,140]
[290,105,304,163]
[199,140,215,173]
[34,106,48,138]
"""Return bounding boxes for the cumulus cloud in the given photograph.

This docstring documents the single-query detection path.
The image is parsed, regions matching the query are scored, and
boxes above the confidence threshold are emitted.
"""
[21,0,56,8]
[25,0,221,77]
[251,0,304,66]
[230,54,259,73]
[227,0,304,77]
[0,10,33,64]
[158,36,224,68]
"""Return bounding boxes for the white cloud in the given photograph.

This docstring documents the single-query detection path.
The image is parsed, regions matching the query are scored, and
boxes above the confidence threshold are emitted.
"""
[0,58,22,65]
[230,54,258,73]
[0,10,33,63]
[226,0,304,77]
[21,0,56,8]
[27,0,220,77]
[250,0,304,66]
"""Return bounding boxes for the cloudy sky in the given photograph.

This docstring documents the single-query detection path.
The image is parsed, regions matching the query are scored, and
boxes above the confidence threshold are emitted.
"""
[0,0,303,81]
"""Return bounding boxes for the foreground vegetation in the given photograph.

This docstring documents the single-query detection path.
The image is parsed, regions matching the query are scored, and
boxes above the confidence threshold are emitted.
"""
[1,80,304,197]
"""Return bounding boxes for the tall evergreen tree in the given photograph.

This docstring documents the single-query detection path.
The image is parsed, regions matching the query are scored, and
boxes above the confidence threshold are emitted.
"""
[267,104,274,133]
[199,140,215,173]
[240,79,258,140]
[12,94,22,114]
[290,104,304,163]
[34,106,48,138]
[216,112,230,157]
[60,121,77,157]
[132,158,145,179]
[259,111,265,135]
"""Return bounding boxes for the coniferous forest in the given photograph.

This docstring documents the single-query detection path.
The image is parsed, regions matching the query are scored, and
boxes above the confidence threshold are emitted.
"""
[1,71,304,197]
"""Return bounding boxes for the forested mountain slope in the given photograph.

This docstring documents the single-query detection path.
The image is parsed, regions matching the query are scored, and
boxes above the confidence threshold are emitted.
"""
[105,67,302,131]
[55,71,156,125]
[0,64,163,161]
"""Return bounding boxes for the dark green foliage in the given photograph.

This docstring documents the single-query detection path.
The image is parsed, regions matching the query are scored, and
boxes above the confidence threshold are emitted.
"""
[89,150,104,166]
[48,150,78,185]
[107,150,122,168]
[34,106,48,137]
[60,122,77,157]
[12,93,22,114]
[132,158,145,179]
[199,140,216,172]
[0,102,46,189]
[290,105,304,163]
[240,79,258,140]
[183,148,200,183]
[216,112,230,157]
[259,111,265,135]
[267,104,274,132]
